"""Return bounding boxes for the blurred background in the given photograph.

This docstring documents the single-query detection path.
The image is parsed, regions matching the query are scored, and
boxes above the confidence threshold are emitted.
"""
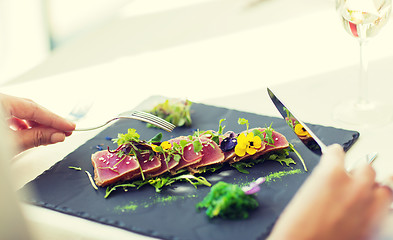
[0,0,135,84]
[1,0,339,86]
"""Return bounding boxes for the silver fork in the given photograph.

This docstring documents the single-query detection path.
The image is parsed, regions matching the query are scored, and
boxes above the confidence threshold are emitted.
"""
[74,111,176,132]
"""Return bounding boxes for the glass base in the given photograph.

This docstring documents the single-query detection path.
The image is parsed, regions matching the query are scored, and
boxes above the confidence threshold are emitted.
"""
[333,99,393,127]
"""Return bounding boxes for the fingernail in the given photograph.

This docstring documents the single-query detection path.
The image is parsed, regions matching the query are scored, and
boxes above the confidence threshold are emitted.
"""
[67,120,76,129]
[51,132,66,143]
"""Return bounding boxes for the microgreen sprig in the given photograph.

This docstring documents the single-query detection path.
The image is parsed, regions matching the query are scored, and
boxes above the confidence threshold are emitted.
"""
[113,128,140,146]
[238,118,249,132]
[262,123,275,146]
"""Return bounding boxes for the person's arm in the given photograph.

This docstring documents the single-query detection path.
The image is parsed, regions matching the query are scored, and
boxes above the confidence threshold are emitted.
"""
[268,144,393,240]
[0,93,76,153]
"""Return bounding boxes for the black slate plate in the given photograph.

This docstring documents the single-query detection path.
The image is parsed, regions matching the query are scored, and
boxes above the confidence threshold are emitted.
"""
[19,102,359,240]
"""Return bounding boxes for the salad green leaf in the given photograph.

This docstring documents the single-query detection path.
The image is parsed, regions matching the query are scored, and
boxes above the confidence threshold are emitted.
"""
[148,99,192,127]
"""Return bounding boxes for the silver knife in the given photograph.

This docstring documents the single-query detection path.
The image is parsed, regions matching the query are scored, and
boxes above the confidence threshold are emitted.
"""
[267,87,377,167]
[267,87,327,156]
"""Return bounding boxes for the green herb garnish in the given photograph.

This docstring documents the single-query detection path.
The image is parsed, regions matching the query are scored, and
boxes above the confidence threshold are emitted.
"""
[262,123,275,146]
[238,118,249,131]
[289,143,307,171]
[231,148,294,174]
[105,183,137,198]
[105,174,211,197]
[112,128,140,146]
[148,132,163,143]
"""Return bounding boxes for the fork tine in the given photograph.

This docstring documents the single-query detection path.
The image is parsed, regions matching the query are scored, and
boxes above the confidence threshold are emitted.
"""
[132,111,176,130]
[131,112,175,131]
[129,116,172,132]
[134,113,172,128]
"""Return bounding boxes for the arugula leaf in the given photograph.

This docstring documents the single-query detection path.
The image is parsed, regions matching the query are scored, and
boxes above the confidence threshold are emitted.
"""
[276,157,296,166]
[147,177,176,192]
[197,165,223,174]
[105,183,137,198]
[231,148,297,174]
[173,175,211,188]
[231,162,255,174]
[105,173,212,197]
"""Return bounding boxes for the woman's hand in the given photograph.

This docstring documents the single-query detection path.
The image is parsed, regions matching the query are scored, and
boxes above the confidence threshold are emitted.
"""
[0,93,76,153]
[269,144,393,240]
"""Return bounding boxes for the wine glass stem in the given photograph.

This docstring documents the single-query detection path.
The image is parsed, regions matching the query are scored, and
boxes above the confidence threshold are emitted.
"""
[358,39,369,106]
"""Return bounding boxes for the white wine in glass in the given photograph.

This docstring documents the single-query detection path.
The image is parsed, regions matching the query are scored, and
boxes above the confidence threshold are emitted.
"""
[334,0,393,126]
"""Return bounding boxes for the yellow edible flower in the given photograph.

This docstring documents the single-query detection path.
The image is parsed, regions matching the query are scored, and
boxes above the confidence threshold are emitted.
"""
[161,141,172,150]
[151,141,172,152]
[234,132,262,157]
[294,124,311,137]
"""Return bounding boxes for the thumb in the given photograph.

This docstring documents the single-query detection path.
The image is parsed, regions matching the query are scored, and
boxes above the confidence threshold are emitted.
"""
[320,144,345,166]
[14,127,66,152]
[314,144,346,175]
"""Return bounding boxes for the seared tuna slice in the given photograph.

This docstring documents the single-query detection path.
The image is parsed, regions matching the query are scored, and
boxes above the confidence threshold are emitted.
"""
[131,153,162,179]
[92,150,140,187]
[145,153,179,177]
[188,138,225,170]
[169,137,203,174]
[251,129,289,160]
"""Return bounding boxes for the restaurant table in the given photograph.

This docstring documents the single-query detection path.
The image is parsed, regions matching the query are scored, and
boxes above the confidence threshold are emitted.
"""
[1,0,393,239]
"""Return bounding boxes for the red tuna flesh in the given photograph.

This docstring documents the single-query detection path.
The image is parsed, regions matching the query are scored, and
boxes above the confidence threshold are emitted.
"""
[169,137,203,174]
[130,152,162,179]
[251,128,289,160]
[188,138,225,170]
[92,150,140,187]
[146,153,180,178]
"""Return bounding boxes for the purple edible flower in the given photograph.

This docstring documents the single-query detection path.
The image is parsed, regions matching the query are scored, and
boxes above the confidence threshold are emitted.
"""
[220,137,237,152]
[228,131,237,138]
[242,177,266,195]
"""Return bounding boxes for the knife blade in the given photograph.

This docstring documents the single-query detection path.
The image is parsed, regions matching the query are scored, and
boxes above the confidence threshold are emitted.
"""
[267,87,377,167]
[267,87,327,156]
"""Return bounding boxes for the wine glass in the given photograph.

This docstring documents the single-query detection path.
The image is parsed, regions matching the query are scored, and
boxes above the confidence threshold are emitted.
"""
[334,0,393,126]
